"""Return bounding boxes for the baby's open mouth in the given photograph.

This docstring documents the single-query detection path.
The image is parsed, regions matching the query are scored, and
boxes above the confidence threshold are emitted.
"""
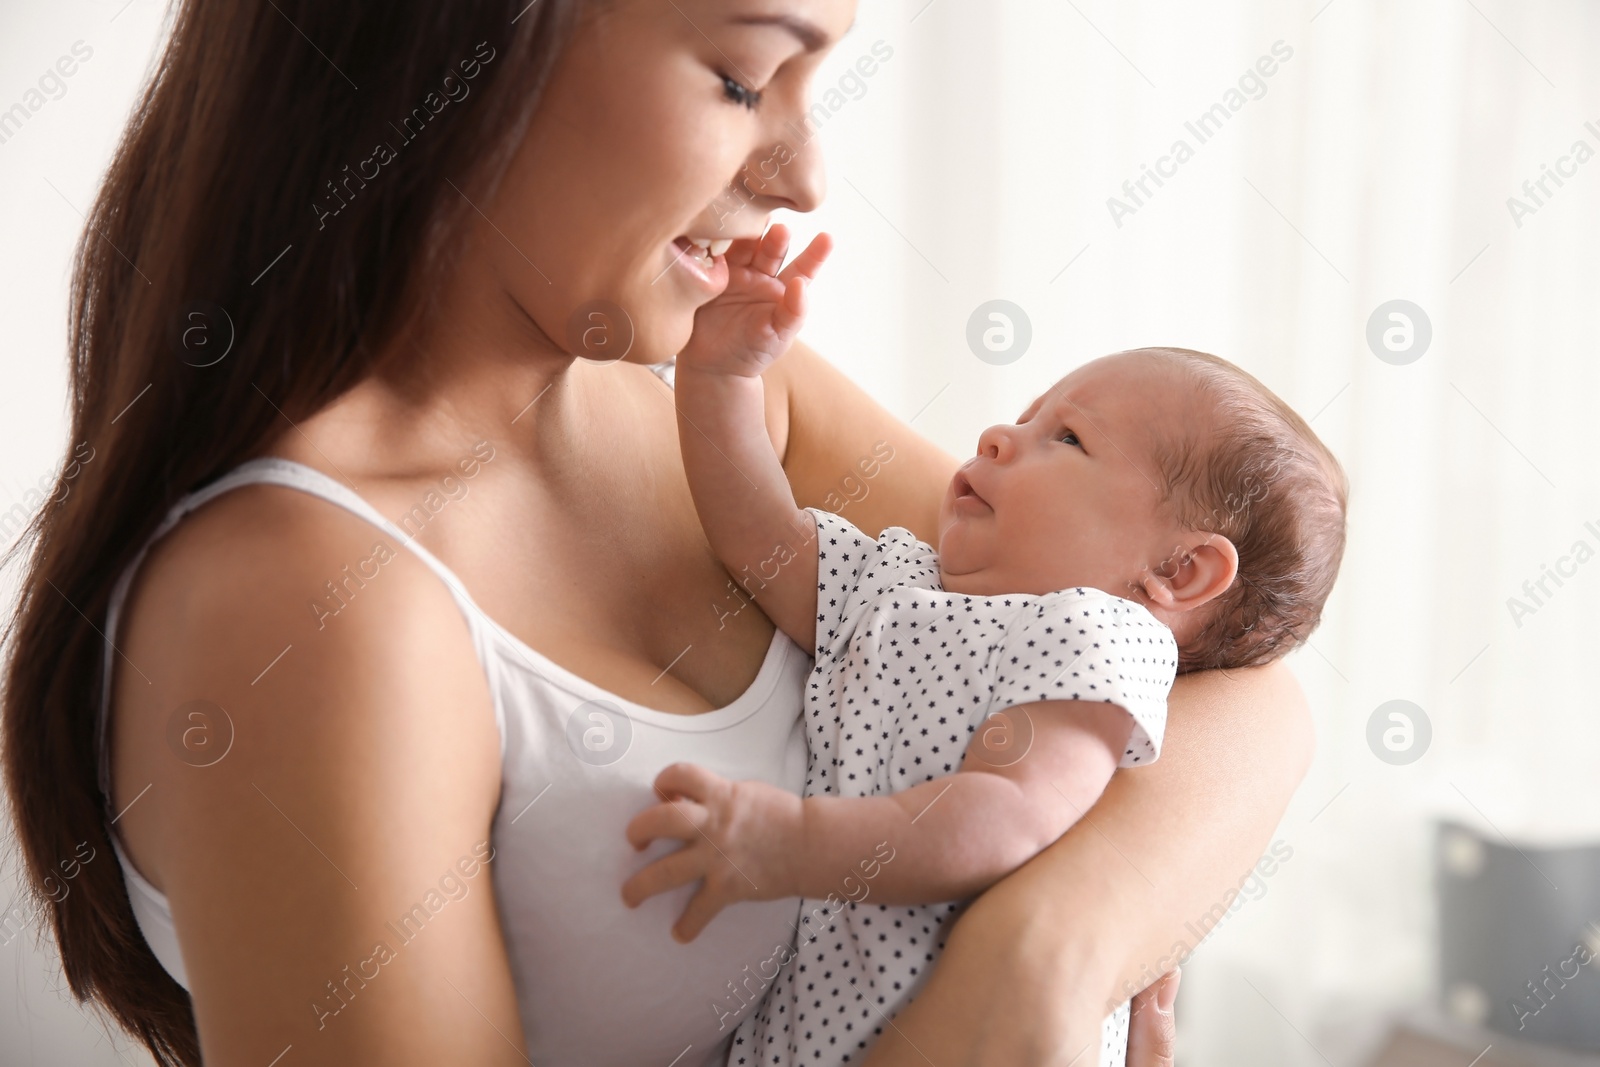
[951,470,989,509]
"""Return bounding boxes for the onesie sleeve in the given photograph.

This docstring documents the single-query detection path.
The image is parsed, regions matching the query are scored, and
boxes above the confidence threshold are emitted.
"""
[805,508,942,661]
[985,589,1177,767]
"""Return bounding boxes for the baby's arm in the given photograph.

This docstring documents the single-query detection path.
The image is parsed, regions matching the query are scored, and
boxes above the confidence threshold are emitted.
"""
[622,700,1132,941]
[675,225,833,650]
[790,699,1134,904]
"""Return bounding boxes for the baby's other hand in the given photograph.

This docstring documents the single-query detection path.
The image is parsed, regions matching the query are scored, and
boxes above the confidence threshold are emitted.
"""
[621,762,803,942]
[678,225,832,378]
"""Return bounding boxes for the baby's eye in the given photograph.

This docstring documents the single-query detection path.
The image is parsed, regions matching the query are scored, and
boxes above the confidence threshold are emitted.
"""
[720,73,762,110]
[1058,430,1082,448]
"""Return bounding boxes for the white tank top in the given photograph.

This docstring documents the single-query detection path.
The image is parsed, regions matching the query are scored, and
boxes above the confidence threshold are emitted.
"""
[98,446,810,1066]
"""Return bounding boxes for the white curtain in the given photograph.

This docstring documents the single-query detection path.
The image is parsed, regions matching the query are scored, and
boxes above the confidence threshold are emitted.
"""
[795,1,1600,1063]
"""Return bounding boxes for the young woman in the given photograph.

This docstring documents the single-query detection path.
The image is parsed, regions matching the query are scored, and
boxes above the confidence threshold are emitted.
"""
[2,1,1312,1064]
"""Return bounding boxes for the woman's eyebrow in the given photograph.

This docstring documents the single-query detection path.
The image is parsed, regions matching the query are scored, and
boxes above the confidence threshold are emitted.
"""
[728,14,848,53]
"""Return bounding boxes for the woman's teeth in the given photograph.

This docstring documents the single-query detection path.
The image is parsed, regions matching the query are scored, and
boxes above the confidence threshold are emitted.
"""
[685,236,733,265]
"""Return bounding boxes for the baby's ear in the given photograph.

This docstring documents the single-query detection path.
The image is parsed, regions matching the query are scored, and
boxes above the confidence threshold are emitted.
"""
[1137,534,1238,614]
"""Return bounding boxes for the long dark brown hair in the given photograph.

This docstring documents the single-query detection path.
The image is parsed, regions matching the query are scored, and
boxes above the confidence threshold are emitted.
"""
[1,1,585,1061]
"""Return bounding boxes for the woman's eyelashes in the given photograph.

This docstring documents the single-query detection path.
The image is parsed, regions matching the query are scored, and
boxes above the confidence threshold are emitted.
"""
[720,72,763,110]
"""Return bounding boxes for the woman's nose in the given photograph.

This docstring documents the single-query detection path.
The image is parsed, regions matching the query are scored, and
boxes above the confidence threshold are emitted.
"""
[976,424,1016,462]
[746,136,826,214]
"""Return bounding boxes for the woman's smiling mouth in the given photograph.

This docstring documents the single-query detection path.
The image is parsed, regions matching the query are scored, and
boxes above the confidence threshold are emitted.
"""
[667,235,732,293]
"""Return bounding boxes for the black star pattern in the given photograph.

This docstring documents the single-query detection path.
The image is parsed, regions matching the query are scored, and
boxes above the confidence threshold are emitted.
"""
[733,510,1175,1067]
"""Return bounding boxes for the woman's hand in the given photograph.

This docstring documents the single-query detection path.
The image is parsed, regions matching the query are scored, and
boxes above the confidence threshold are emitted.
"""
[678,224,831,378]
[621,762,803,942]
[1127,970,1180,1066]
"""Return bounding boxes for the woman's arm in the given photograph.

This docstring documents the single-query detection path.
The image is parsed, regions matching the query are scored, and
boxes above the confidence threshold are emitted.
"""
[865,661,1314,1066]
[112,487,527,1066]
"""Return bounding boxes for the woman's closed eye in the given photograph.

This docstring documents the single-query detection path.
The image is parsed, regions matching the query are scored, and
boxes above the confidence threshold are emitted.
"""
[720,72,762,110]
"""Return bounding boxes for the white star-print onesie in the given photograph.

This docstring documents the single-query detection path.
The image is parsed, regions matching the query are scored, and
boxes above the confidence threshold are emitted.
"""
[729,510,1178,1067]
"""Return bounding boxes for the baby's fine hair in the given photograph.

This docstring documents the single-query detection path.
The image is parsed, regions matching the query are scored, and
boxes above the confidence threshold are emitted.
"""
[1131,347,1348,672]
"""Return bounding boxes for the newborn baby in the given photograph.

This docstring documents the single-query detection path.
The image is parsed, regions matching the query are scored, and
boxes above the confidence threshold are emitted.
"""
[622,227,1346,1067]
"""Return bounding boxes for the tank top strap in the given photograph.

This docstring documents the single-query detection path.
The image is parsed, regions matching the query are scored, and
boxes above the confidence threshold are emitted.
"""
[186,457,477,591]
[96,457,504,811]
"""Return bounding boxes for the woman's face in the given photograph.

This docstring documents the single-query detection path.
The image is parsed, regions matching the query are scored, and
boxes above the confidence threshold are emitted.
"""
[486,0,856,362]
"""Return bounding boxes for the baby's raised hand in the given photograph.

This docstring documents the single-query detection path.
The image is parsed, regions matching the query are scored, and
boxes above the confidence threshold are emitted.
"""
[678,224,832,378]
[621,762,802,942]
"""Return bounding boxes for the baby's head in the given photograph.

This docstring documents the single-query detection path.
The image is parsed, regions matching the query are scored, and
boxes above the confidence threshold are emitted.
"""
[937,348,1347,671]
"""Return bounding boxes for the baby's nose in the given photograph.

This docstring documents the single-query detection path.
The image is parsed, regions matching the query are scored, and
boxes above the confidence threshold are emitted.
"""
[976,424,1015,461]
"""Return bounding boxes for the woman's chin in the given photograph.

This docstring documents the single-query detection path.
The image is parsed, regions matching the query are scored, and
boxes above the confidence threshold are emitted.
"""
[648,314,701,363]
[610,320,691,365]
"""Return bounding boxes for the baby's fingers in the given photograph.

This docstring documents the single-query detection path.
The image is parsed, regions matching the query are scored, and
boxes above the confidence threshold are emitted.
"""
[748,223,792,276]
[654,761,725,805]
[625,800,705,850]
[621,847,706,908]
[671,885,728,943]
[722,234,761,270]
[777,232,833,286]
[771,276,809,338]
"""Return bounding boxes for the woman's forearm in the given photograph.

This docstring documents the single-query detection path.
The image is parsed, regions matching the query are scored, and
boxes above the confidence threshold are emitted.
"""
[863,659,1315,1066]
[1046,660,1314,1005]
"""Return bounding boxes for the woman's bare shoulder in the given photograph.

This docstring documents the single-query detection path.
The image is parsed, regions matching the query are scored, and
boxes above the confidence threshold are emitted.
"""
[118,476,491,696]
[110,480,519,1062]
[113,478,502,887]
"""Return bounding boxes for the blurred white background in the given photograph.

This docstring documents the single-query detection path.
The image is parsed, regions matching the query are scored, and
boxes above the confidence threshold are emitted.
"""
[4,1,1598,1064]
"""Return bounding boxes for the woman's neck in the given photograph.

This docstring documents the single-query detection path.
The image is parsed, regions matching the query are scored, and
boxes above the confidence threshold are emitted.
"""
[275,242,649,486]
